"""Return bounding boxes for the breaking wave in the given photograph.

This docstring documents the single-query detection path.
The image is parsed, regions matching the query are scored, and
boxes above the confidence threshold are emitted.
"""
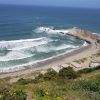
[34,26,69,34]
[0,49,75,73]
[0,37,48,50]
[0,37,52,61]
[34,44,79,53]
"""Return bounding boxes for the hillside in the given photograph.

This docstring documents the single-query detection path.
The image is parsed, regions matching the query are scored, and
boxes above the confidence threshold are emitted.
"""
[0,65,100,100]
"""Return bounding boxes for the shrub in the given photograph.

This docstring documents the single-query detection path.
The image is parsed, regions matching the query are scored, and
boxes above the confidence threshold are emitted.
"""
[0,88,27,100]
[17,78,33,85]
[59,67,80,79]
[33,74,44,83]
[78,68,93,74]
[43,68,57,81]
[15,90,27,100]
[82,92,100,100]
[97,50,100,55]
[35,89,45,97]
[33,88,46,100]
[80,81,100,92]
[17,78,40,85]
[93,65,100,70]
[78,65,100,74]
[32,69,57,83]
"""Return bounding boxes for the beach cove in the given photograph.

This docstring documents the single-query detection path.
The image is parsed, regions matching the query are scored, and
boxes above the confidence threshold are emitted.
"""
[0,2,100,99]
[0,28,100,82]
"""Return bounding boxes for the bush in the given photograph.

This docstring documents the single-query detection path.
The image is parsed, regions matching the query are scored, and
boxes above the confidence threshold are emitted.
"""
[59,67,80,79]
[79,81,100,92]
[97,50,100,55]
[82,92,100,100]
[0,88,27,100]
[33,88,46,100]
[17,78,42,85]
[78,68,93,74]
[78,65,100,74]
[93,65,100,70]
[17,78,33,85]
[35,88,45,97]
[15,90,27,100]
[33,74,44,83]
[43,68,57,81]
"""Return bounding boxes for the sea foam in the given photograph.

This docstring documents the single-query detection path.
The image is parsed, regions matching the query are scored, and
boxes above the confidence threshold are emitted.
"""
[34,26,69,34]
[0,48,77,73]
[0,37,51,61]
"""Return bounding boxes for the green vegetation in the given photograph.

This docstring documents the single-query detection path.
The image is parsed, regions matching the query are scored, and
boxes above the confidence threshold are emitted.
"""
[42,68,57,81]
[0,88,27,100]
[78,65,100,74]
[97,50,100,55]
[59,67,80,79]
[0,65,100,100]
[17,78,35,85]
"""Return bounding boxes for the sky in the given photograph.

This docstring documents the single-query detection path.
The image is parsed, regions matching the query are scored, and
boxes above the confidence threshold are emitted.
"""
[0,0,100,8]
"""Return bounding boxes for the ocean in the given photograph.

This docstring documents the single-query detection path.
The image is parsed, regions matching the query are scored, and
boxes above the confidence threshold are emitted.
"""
[0,5,100,72]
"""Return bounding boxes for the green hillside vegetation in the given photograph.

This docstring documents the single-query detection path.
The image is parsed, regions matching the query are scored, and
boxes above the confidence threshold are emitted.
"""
[0,65,100,100]
[97,50,100,55]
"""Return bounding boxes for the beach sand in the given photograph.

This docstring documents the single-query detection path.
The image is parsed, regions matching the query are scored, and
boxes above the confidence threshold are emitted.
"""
[0,28,100,82]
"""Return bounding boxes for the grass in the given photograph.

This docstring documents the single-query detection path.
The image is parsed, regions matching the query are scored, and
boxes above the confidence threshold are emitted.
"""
[0,66,100,100]
[97,50,100,55]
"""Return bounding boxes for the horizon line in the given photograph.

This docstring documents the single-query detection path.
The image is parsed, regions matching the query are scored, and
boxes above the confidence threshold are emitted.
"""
[0,3,100,10]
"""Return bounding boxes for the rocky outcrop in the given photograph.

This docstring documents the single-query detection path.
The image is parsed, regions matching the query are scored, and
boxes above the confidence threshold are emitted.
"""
[68,28,100,43]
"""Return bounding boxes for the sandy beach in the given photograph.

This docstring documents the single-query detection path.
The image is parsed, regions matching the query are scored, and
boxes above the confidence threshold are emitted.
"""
[0,28,100,81]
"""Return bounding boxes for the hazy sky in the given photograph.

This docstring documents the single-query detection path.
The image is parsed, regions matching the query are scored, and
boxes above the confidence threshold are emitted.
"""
[0,0,100,8]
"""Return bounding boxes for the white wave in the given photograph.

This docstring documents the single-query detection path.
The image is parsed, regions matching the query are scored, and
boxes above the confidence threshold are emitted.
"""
[8,40,49,51]
[35,43,79,53]
[34,27,69,34]
[0,37,78,61]
[0,37,50,50]
[35,45,49,52]
[0,43,79,62]
[0,51,33,61]
[82,41,88,47]
[92,32,100,36]
[0,37,52,61]
[55,44,78,51]
[0,37,44,44]
[0,48,78,73]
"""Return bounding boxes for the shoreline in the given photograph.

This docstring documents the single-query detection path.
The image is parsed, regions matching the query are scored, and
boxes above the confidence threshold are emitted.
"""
[0,28,100,79]
[0,43,92,78]
[0,42,90,74]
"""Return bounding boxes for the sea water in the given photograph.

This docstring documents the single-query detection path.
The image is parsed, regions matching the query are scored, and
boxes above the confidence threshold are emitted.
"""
[0,5,100,72]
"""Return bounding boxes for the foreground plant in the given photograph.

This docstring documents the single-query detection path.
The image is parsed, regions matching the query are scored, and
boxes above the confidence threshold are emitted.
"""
[0,88,27,100]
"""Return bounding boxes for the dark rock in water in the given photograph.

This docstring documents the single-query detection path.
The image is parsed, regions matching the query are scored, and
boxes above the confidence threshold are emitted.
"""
[59,32,64,34]
[97,39,100,43]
